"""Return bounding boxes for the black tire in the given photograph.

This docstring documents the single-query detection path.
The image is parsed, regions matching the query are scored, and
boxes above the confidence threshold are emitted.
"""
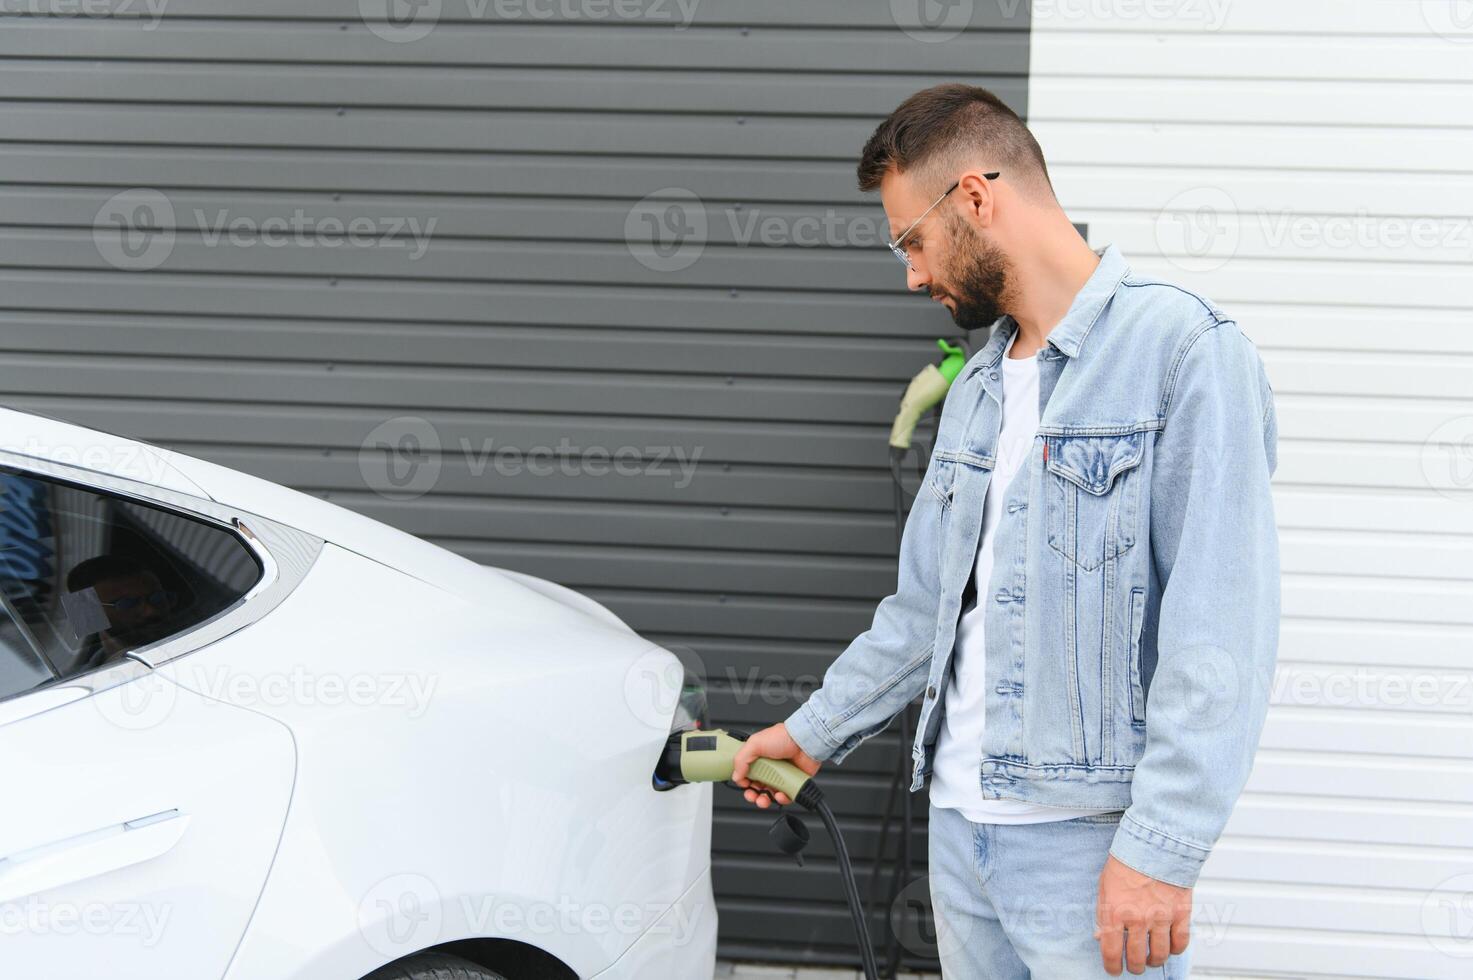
[363,952,509,980]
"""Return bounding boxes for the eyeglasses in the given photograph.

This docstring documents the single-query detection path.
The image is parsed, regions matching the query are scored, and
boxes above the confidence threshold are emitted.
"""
[886,172,1000,270]
[101,589,177,611]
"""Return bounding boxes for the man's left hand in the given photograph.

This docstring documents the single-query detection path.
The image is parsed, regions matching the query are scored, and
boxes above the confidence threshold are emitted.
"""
[1095,855,1192,975]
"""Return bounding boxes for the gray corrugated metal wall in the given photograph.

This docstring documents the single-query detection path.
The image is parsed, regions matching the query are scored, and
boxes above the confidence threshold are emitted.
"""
[0,3,1030,969]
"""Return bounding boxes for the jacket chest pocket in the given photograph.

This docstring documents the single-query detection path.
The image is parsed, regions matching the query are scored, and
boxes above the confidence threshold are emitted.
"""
[1044,432,1145,571]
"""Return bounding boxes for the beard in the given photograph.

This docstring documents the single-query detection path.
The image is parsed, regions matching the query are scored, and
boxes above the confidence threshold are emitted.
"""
[931,212,1011,332]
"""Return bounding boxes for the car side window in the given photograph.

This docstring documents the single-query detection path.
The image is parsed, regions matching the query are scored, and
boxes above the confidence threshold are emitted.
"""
[0,465,263,701]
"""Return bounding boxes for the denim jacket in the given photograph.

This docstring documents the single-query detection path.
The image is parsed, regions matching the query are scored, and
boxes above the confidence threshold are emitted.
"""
[784,245,1280,888]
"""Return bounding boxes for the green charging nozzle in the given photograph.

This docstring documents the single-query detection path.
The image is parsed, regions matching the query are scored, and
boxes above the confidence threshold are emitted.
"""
[652,727,878,980]
[888,337,968,451]
[936,337,966,382]
[655,728,819,807]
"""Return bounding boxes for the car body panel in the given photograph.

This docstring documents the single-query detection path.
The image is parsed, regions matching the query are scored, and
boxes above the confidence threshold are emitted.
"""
[0,674,296,980]
[159,543,712,980]
[587,867,717,979]
[0,410,715,980]
[149,445,627,627]
[0,407,208,499]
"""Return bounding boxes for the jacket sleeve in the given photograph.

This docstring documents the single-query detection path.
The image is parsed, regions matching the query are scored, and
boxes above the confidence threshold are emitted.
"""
[1109,318,1281,888]
[782,391,958,764]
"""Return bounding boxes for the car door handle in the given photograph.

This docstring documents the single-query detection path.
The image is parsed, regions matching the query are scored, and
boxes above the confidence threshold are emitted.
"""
[0,809,190,903]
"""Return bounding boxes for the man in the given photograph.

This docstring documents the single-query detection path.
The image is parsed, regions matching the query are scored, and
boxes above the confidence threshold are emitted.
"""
[66,554,179,669]
[733,84,1279,978]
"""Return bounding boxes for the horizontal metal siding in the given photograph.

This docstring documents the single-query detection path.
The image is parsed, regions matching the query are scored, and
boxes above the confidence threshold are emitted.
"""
[1028,3,1473,978]
[0,5,1031,971]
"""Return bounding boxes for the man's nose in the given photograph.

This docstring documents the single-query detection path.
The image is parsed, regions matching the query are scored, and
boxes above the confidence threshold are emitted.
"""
[906,260,930,293]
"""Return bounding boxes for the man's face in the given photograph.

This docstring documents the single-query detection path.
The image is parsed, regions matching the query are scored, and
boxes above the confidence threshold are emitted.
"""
[882,171,1012,332]
[95,570,172,645]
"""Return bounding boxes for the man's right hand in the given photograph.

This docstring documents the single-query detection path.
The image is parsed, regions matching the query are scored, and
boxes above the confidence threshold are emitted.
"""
[731,723,822,809]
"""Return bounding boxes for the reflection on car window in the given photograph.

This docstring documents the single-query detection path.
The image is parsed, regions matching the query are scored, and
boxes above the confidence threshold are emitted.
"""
[0,465,263,701]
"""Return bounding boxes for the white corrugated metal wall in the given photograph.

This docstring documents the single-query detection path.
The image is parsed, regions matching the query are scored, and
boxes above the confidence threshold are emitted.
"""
[1029,3,1473,977]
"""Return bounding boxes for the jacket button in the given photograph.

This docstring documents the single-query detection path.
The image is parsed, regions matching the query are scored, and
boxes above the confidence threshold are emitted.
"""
[926,686,937,700]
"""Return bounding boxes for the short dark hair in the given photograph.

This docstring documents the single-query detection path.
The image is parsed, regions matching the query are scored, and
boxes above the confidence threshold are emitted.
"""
[857,83,1053,198]
[67,554,153,593]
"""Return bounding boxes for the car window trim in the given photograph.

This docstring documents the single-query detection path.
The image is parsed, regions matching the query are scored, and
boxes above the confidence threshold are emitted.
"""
[0,447,324,704]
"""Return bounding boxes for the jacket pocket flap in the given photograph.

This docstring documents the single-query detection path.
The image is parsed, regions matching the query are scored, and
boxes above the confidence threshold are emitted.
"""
[1046,432,1144,495]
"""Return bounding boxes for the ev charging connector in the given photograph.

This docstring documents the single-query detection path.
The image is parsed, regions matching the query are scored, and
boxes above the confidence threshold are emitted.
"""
[654,728,880,980]
[888,338,966,450]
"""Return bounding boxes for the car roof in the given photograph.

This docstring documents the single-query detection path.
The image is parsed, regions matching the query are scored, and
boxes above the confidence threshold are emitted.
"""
[0,405,208,497]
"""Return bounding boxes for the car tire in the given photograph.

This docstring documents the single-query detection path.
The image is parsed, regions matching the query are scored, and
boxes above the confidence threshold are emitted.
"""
[363,952,509,980]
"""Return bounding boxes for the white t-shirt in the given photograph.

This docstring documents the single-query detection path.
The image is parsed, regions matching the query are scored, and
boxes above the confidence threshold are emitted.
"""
[929,332,1112,824]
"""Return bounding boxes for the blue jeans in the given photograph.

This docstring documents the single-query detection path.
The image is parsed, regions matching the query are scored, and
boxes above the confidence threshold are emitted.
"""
[926,804,1191,979]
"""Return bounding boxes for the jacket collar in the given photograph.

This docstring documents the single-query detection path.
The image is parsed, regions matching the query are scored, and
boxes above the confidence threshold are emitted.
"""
[961,244,1130,379]
[1043,243,1129,359]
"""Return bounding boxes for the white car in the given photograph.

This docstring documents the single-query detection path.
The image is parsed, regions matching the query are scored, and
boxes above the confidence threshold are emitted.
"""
[0,407,716,980]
